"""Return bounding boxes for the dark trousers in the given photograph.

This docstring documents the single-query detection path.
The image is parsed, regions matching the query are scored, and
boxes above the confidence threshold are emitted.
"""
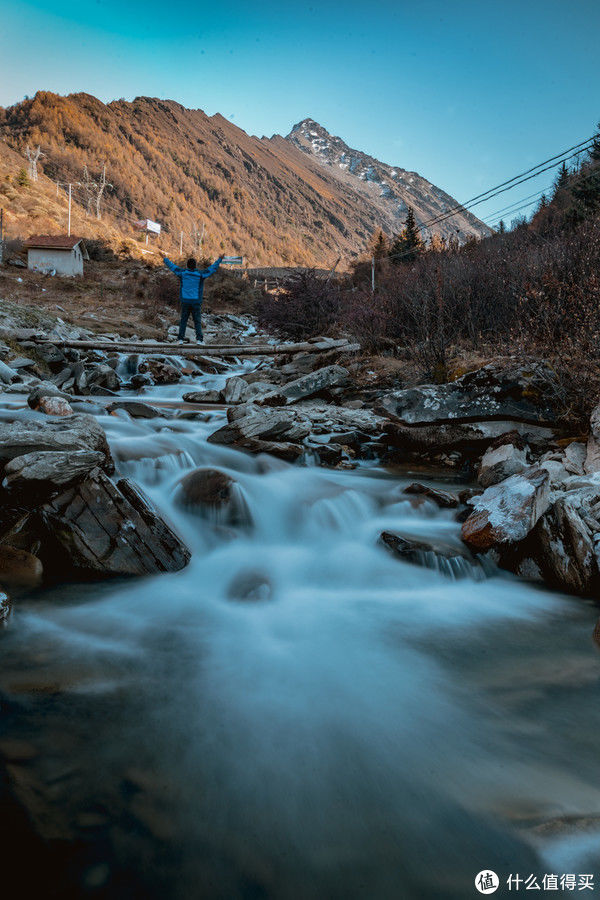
[178,302,203,341]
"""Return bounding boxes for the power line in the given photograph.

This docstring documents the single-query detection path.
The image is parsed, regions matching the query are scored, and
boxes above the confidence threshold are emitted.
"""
[417,135,596,232]
[417,141,595,233]
[384,136,598,263]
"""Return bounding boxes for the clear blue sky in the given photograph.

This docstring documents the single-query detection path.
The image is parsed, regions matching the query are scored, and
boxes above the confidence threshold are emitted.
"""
[1,0,599,225]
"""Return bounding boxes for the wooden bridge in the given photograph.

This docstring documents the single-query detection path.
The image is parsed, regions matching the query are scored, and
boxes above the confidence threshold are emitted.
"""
[29,337,359,358]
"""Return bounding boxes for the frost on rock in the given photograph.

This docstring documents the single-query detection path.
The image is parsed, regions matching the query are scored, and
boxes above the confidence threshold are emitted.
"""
[461,467,550,550]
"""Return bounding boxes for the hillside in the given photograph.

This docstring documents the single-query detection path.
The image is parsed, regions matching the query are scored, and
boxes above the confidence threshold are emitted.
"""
[0,92,488,267]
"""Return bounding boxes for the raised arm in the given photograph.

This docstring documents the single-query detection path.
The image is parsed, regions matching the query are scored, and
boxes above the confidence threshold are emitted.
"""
[201,256,224,279]
[164,256,185,275]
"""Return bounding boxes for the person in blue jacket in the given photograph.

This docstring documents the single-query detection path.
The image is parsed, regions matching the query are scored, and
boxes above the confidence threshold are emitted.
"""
[163,255,223,343]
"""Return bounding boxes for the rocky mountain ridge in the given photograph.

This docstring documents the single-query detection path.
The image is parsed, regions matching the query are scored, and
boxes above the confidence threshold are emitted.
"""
[286,118,489,241]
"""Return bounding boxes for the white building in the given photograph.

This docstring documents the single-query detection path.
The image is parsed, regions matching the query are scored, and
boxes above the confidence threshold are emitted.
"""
[25,235,89,276]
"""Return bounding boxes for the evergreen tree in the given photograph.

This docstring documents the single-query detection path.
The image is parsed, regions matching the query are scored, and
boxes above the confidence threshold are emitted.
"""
[572,122,600,216]
[389,206,424,264]
[16,167,29,187]
[552,161,570,197]
[368,227,390,260]
[497,220,506,234]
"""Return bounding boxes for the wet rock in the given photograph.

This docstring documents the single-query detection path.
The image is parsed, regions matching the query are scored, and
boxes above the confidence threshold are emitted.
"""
[257,365,350,406]
[403,482,459,508]
[129,373,154,389]
[86,364,121,393]
[478,436,529,487]
[0,359,19,384]
[533,499,597,594]
[497,498,599,595]
[4,450,104,497]
[380,362,559,427]
[0,591,12,628]
[226,569,272,602]
[385,419,554,457]
[141,358,181,385]
[0,415,113,472]
[27,381,72,408]
[52,366,74,388]
[0,544,43,588]
[38,471,191,579]
[37,397,74,416]
[461,466,550,551]
[72,361,87,393]
[182,389,223,404]
[175,467,252,527]
[106,400,162,419]
[223,376,250,404]
[208,406,311,449]
[380,531,488,580]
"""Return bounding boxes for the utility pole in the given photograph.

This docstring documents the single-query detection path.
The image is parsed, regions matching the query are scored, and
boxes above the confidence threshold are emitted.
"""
[180,230,183,256]
[25,144,44,182]
[0,208,4,265]
[56,182,74,235]
[371,256,375,294]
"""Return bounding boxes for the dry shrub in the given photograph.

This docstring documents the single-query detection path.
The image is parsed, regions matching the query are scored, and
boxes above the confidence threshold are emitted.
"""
[257,270,341,339]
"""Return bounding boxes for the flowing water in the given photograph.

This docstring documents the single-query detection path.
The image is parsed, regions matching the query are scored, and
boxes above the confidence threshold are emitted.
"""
[1,360,600,899]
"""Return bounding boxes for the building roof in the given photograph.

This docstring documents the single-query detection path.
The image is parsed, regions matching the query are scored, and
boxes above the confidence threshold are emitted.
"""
[24,234,84,251]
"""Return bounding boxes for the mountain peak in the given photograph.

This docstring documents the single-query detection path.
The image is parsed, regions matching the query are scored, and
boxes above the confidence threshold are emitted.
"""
[285,120,489,241]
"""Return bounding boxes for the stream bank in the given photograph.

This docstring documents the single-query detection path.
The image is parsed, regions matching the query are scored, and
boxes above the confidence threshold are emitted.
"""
[0,313,600,898]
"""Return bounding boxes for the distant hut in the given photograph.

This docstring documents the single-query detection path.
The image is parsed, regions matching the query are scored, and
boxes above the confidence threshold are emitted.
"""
[24,235,89,276]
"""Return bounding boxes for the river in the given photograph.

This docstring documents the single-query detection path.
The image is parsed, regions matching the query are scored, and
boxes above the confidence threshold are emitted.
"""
[1,359,600,899]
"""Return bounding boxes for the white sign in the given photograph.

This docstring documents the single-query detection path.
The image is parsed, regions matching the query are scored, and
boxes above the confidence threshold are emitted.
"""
[146,219,161,235]
[222,255,243,265]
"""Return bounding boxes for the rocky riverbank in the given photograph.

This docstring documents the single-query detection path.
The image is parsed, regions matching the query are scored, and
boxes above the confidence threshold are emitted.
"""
[0,305,598,606]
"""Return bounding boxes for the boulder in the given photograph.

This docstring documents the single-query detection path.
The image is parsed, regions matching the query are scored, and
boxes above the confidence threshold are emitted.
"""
[182,389,223,404]
[533,499,597,594]
[37,397,74,417]
[27,381,72,409]
[141,358,181,385]
[0,359,19,384]
[257,365,350,406]
[4,450,104,497]
[563,441,587,476]
[461,466,550,551]
[106,400,162,419]
[223,376,250,404]
[385,418,554,457]
[496,498,599,595]
[175,468,252,527]
[585,402,600,473]
[87,364,121,393]
[38,471,190,579]
[478,436,529,487]
[35,343,67,373]
[208,406,311,448]
[130,373,154,389]
[0,415,113,472]
[380,531,489,580]
[0,545,43,588]
[380,362,559,427]
[403,482,459,508]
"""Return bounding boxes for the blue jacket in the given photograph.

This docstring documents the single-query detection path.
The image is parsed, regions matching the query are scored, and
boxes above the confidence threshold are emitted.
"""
[163,256,223,304]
